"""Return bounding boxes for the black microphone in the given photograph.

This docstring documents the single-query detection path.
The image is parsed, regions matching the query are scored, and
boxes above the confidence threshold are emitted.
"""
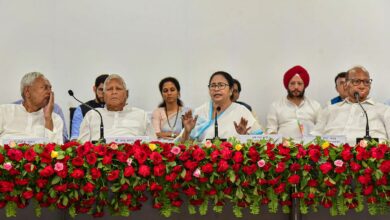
[354,92,378,144]
[214,106,221,139]
[68,90,105,143]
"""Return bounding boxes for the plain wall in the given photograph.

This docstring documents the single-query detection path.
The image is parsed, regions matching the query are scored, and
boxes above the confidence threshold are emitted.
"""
[1,0,389,128]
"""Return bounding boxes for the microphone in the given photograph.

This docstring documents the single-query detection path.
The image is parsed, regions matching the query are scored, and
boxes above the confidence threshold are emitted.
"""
[68,90,106,143]
[206,106,226,142]
[354,92,378,144]
[214,106,221,139]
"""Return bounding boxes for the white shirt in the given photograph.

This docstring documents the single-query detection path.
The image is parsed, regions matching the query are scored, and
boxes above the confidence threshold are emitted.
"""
[0,104,63,144]
[311,98,390,145]
[186,102,263,142]
[266,97,321,139]
[78,106,154,143]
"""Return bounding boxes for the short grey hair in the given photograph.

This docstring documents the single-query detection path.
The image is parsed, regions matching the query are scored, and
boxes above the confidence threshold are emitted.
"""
[346,66,370,80]
[103,74,127,91]
[20,72,45,98]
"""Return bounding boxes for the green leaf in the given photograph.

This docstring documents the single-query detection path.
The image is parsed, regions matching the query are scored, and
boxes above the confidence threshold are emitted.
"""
[51,176,61,185]
[236,187,244,199]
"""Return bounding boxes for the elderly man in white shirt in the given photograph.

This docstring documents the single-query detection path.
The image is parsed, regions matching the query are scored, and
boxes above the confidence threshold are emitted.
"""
[78,74,153,143]
[0,72,64,145]
[311,66,390,145]
[266,65,321,140]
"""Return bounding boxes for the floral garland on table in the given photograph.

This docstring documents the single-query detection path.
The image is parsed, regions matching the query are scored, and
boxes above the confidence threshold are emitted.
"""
[0,138,389,218]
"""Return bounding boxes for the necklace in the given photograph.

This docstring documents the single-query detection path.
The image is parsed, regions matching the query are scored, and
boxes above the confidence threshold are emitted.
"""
[165,105,180,132]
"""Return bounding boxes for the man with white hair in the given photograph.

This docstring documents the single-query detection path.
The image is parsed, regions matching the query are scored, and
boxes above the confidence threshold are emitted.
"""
[312,66,390,145]
[0,72,64,144]
[78,74,153,143]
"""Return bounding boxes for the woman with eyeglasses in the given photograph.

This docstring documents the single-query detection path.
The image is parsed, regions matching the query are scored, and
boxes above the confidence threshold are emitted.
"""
[180,71,263,142]
[152,77,190,140]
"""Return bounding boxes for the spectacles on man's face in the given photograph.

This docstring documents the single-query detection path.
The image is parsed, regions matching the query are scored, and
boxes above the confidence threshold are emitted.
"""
[208,83,229,90]
[348,78,372,86]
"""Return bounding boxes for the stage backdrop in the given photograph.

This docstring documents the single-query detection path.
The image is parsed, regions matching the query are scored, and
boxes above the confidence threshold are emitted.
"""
[0,0,389,129]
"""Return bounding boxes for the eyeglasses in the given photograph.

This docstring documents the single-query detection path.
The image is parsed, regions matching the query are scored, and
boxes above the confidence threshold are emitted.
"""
[348,78,372,86]
[208,83,229,90]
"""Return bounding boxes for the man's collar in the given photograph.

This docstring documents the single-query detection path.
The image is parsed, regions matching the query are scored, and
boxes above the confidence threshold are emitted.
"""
[343,97,375,105]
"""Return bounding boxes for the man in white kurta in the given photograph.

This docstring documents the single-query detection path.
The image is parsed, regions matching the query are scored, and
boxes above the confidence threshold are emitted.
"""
[0,72,63,145]
[0,104,63,145]
[266,65,321,140]
[311,66,390,145]
[78,106,152,143]
[188,102,263,142]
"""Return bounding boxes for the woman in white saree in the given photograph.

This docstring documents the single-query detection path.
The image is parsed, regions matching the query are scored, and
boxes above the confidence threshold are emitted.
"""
[180,71,263,143]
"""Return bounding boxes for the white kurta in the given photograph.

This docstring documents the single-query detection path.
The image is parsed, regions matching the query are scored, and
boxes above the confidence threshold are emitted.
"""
[0,104,63,144]
[78,106,154,143]
[188,102,263,142]
[266,97,321,139]
[311,98,390,145]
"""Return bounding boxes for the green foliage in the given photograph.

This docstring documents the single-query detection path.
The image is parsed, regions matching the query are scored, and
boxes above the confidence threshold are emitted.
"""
[5,202,17,217]
[232,205,243,218]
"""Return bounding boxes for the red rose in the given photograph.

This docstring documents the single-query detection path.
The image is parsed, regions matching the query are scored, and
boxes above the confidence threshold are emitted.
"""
[307,179,318,187]
[39,165,55,177]
[184,160,198,170]
[334,165,346,174]
[192,148,206,161]
[86,153,97,165]
[24,148,37,162]
[371,147,385,160]
[172,165,182,173]
[376,176,387,186]
[326,188,337,197]
[15,178,29,186]
[138,165,151,177]
[83,182,95,193]
[35,192,44,201]
[124,166,135,177]
[247,146,260,161]
[290,163,301,172]
[36,179,48,188]
[76,142,92,156]
[303,164,312,172]
[341,148,353,161]
[242,164,257,175]
[379,160,390,173]
[179,151,191,161]
[153,202,163,209]
[232,151,244,163]
[287,174,300,185]
[217,160,229,172]
[275,162,286,173]
[0,181,14,192]
[183,187,196,196]
[171,199,183,207]
[153,163,166,177]
[134,148,148,164]
[107,170,120,181]
[102,155,112,165]
[134,183,147,191]
[70,169,85,179]
[71,157,84,166]
[220,147,232,160]
[201,163,214,173]
[319,162,332,174]
[23,163,36,173]
[0,154,4,164]
[350,161,361,172]
[210,150,220,162]
[94,144,107,156]
[7,149,24,161]
[358,175,371,185]
[150,182,163,191]
[308,149,321,162]
[363,185,374,195]
[165,173,178,182]
[116,151,128,163]
[90,168,101,179]
[148,152,161,165]
[274,183,286,194]
[54,184,68,192]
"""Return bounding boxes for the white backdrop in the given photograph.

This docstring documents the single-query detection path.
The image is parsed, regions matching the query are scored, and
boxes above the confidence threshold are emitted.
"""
[1,0,389,130]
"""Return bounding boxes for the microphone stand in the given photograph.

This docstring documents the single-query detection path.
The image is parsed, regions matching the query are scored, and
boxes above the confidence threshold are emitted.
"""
[68,90,106,144]
[354,92,378,144]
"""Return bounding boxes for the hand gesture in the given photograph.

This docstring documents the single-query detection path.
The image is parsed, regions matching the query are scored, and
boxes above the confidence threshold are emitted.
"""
[234,117,251,135]
[182,110,198,133]
[43,92,54,119]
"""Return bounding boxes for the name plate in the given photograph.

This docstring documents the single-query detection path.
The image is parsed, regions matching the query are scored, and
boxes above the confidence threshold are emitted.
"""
[2,137,48,146]
[105,136,151,144]
[322,135,347,146]
[238,134,282,143]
